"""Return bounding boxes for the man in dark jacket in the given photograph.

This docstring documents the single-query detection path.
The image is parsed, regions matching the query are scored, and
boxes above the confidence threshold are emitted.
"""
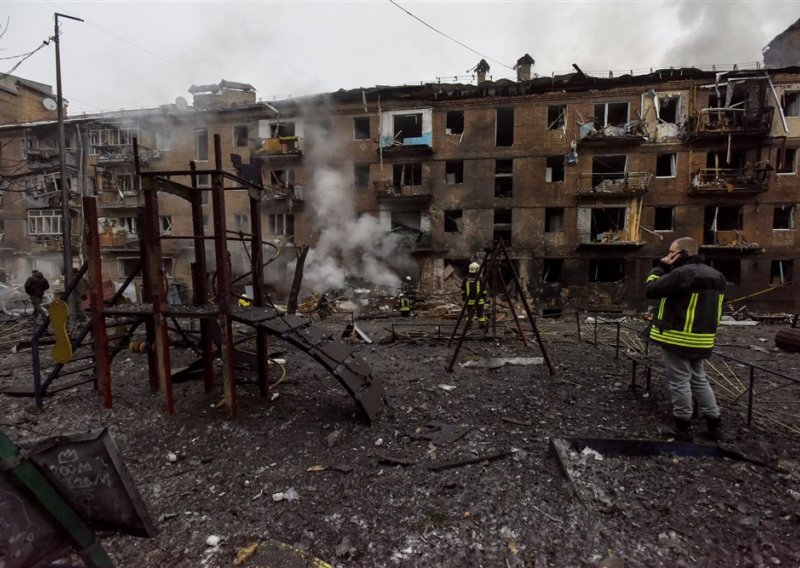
[24,270,50,319]
[645,237,726,441]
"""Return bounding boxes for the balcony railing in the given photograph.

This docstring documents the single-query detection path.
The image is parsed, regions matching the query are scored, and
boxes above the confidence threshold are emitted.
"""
[93,145,160,164]
[253,136,303,156]
[98,190,141,207]
[373,179,432,200]
[576,172,652,198]
[693,106,774,137]
[690,165,771,194]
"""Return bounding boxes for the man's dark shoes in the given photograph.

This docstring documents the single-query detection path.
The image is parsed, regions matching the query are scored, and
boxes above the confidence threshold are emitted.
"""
[673,417,693,442]
[705,415,724,442]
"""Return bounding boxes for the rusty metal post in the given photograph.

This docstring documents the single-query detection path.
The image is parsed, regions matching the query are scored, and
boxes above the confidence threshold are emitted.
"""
[141,173,174,414]
[138,208,158,392]
[83,197,112,408]
[189,162,215,394]
[211,135,237,417]
[249,189,269,397]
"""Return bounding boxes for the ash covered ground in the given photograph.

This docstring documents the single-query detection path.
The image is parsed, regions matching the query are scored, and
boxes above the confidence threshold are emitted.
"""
[2,313,800,567]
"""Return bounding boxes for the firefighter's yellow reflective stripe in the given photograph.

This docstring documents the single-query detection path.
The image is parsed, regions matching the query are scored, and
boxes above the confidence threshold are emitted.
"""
[657,298,666,320]
[649,328,716,348]
[718,294,724,323]
[683,293,698,333]
[646,274,659,283]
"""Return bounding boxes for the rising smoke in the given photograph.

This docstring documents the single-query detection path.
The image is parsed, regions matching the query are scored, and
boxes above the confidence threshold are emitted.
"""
[288,111,414,294]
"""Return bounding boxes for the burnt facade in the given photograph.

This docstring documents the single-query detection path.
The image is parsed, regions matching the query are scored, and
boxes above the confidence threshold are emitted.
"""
[1,66,800,313]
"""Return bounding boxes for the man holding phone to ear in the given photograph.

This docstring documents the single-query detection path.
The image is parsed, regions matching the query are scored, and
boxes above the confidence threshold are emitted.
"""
[644,236,727,441]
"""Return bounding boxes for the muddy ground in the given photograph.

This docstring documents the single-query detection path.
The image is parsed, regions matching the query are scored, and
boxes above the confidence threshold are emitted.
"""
[2,312,800,567]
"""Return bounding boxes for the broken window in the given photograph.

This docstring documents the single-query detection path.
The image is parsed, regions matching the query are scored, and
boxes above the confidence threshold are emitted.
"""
[591,155,627,188]
[781,92,800,117]
[771,260,793,284]
[542,259,563,284]
[594,102,629,128]
[495,159,513,197]
[118,258,140,278]
[233,213,249,232]
[391,211,422,242]
[777,148,797,174]
[156,129,171,151]
[773,205,795,230]
[392,163,422,187]
[704,206,743,244]
[545,156,565,182]
[269,169,293,188]
[589,207,626,242]
[162,258,174,279]
[445,161,464,184]
[656,153,677,177]
[654,207,674,231]
[117,217,137,235]
[547,105,566,130]
[354,117,370,140]
[493,208,512,243]
[197,174,211,189]
[444,209,463,233]
[393,114,423,140]
[706,149,746,170]
[496,108,514,147]
[195,129,208,161]
[589,259,624,282]
[446,111,464,135]
[233,125,249,147]
[159,216,172,235]
[354,164,370,187]
[658,96,680,123]
[710,259,741,285]
[269,122,295,137]
[27,210,62,235]
[268,213,295,236]
[545,208,564,233]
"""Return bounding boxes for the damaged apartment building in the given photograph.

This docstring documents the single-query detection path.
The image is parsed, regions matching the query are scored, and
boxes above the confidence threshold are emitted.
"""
[1,48,800,314]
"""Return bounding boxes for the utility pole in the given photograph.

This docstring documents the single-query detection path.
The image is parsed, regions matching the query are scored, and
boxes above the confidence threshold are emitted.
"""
[54,12,83,321]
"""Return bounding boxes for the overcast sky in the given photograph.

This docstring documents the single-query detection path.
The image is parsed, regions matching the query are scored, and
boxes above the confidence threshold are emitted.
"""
[2,1,799,115]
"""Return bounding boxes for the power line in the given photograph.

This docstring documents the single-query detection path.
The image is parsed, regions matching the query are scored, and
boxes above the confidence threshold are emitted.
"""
[0,39,51,81]
[388,0,514,71]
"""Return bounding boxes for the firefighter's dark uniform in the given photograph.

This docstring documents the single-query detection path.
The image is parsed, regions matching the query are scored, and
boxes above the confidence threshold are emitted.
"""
[461,275,487,327]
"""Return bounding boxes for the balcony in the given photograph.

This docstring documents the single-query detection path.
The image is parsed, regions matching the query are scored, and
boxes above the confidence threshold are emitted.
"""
[24,149,78,171]
[577,121,648,147]
[93,144,160,165]
[701,230,763,253]
[253,136,303,159]
[25,191,80,209]
[689,165,771,195]
[692,106,774,138]
[373,180,432,202]
[576,172,652,200]
[263,184,304,203]
[99,230,139,251]
[98,190,141,208]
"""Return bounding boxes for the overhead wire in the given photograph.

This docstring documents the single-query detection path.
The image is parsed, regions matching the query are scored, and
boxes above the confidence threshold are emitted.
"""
[0,39,51,81]
[388,0,514,71]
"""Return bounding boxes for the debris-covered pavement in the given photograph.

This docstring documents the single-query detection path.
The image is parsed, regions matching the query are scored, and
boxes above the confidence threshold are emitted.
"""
[1,313,799,567]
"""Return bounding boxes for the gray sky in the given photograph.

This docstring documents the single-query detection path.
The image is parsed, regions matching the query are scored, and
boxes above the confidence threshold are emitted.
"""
[2,1,799,114]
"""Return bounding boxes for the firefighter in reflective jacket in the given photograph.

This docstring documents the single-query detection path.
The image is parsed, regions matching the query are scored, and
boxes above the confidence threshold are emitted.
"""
[397,293,412,317]
[461,262,487,328]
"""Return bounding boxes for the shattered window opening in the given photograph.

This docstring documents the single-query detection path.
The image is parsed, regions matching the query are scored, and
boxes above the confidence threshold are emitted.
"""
[710,259,741,285]
[27,210,62,236]
[495,159,513,197]
[773,205,795,230]
[542,259,563,284]
[118,258,140,278]
[268,213,295,236]
[594,102,629,128]
[545,208,564,233]
[233,125,249,148]
[783,92,800,117]
[704,206,743,245]
[270,122,296,138]
[117,216,137,236]
[393,114,423,140]
[354,164,370,187]
[392,163,422,188]
[545,156,565,182]
[159,216,172,235]
[658,96,680,123]
[591,155,627,188]
[589,259,624,282]
[493,208,512,244]
[354,117,371,140]
[446,111,464,135]
[195,129,209,162]
[777,148,797,174]
[654,207,674,232]
[547,105,566,130]
[445,160,464,184]
[156,129,171,151]
[771,260,793,284]
[590,207,626,242]
[162,258,174,279]
[496,108,514,147]
[656,153,677,178]
[233,213,249,232]
[444,209,463,233]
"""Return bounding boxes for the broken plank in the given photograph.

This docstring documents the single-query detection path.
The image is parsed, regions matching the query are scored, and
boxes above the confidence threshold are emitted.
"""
[427,448,512,472]
[500,416,533,427]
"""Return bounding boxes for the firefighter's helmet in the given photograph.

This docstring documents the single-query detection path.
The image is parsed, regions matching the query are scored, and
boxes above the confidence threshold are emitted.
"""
[405,276,411,281]
[468,262,480,274]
